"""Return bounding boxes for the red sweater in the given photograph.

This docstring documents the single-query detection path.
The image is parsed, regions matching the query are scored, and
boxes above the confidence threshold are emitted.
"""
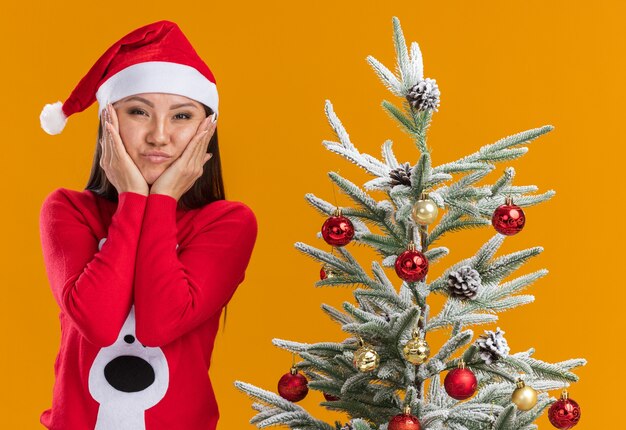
[39,188,257,430]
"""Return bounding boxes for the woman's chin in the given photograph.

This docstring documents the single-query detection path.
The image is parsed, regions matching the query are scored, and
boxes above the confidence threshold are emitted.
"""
[142,168,166,185]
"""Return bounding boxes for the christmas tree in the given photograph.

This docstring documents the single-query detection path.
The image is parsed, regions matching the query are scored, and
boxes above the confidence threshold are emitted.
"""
[235,17,585,430]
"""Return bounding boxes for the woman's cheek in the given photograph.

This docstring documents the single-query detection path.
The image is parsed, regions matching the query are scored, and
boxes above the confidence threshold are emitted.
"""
[180,127,198,146]
[117,126,133,149]
[119,129,143,158]
[180,120,203,138]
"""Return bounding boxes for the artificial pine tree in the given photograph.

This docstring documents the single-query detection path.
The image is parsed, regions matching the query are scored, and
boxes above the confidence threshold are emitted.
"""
[235,16,586,430]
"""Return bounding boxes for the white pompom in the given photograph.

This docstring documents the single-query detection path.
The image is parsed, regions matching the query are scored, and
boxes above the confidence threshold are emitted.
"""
[40,101,67,135]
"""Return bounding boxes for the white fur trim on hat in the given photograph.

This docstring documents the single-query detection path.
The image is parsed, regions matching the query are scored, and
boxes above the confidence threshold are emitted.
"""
[40,101,68,135]
[95,61,219,115]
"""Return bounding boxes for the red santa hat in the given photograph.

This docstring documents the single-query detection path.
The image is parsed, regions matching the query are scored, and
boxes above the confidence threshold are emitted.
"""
[40,20,218,135]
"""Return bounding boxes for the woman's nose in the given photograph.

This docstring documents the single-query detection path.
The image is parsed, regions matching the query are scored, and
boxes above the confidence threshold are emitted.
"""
[146,119,171,145]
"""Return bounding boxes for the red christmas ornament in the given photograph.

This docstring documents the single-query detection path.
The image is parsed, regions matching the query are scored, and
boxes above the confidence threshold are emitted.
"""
[548,390,581,429]
[388,405,421,430]
[323,392,340,401]
[444,360,477,400]
[321,208,354,246]
[492,197,525,235]
[395,242,429,282]
[277,366,309,402]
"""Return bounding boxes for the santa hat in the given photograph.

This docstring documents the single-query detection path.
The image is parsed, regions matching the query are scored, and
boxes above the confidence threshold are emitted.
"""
[40,20,218,135]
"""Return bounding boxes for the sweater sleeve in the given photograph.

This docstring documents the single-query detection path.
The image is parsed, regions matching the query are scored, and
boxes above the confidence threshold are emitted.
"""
[134,194,258,347]
[39,189,147,347]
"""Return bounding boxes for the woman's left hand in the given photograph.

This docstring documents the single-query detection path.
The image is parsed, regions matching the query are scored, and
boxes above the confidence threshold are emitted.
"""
[150,113,217,200]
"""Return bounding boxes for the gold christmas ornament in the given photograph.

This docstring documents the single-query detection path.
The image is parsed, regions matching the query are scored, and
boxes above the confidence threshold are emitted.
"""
[511,379,538,411]
[353,337,380,372]
[412,193,439,225]
[402,328,430,364]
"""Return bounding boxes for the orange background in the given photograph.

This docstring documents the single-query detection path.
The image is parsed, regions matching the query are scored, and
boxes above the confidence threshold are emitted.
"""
[1,1,622,428]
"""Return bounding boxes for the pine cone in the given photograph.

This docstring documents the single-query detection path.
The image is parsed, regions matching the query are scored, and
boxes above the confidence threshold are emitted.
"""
[406,78,441,112]
[447,266,481,300]
[389,162,412,187]
[476,327,510,364]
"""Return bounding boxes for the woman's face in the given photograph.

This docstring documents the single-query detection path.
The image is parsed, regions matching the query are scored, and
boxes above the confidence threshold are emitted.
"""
[111,93,208,185]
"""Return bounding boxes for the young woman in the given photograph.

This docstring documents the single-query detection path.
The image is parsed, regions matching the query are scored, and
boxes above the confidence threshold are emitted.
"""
[38,21,257,430]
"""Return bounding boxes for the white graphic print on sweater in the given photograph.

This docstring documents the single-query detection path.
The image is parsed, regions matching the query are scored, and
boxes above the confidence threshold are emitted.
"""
[87,237,177,430]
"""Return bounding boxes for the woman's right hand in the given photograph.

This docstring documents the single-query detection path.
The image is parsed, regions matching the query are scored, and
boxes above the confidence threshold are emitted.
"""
[100,103,149,196]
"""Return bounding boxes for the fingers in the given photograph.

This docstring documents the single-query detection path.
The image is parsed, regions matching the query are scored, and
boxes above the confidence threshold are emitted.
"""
[105,120,126,160]
[182,114,216,166]
[200,114,217,151]
[107,103,120,134]
[194,113,210,133]
[100,108,110,168]
[101,105,124,162]
[100,103,121,168]
[101,106,124,159]
[194,116,216,167]
[197,115,215,153]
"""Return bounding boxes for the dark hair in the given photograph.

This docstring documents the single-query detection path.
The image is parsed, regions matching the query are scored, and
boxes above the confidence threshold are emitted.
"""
[85,104,225,209]
[85,103,231,331]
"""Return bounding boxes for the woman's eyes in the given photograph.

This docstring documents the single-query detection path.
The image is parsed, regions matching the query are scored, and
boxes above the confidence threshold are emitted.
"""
[128,109,192,120]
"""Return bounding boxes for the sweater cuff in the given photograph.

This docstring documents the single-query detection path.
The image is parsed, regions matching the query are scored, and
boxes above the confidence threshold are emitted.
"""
[146,193,179,223]
[117,192,148,221]
[118,191,148,203]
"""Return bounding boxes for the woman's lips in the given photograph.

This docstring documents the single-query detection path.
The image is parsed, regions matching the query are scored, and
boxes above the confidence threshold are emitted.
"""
[142,154,171,164]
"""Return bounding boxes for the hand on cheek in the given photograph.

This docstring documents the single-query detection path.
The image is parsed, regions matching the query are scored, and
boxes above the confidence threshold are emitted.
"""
[150,113,217,200]
[100,103,149,196]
